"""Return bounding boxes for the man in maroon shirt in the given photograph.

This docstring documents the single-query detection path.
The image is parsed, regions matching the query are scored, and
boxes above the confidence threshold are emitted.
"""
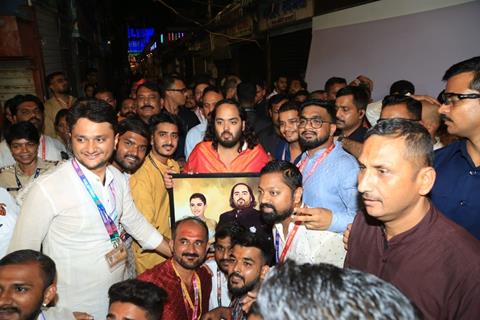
[345,118,480,320]
[138,217,212,320]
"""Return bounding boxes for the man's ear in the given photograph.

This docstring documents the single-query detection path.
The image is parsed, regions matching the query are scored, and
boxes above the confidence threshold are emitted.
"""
[359,109,366,119]
[417,166,436,196]
[169,239,174,253]
[329,123,337,136]
[43,283,57,307]
[293,187,303,205]
[242,120,245,132]
[114,133,119,150]
[260,265,270,281]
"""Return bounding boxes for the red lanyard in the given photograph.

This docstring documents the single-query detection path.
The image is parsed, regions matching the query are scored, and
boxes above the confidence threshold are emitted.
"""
[172,261,202,320]
[297,143,335,182]
[217,269,222,307]
[276,222,301,264]
[41,135,46,160]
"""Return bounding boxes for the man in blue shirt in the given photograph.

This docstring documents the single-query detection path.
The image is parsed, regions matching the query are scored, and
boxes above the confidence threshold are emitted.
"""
[293,99,359,233]
[431,56,480,239]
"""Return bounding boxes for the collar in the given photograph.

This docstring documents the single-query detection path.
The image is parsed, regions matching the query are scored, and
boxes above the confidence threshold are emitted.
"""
[75,159,114,187]
[304,141,336,159]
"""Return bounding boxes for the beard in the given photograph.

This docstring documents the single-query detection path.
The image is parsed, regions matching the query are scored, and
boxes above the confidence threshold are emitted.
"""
[216,130,241,148]
[260,203,293,225]
[174,251,204,270]
[299,131,330,150]
[113,151,141,172]
[228,272,261,298]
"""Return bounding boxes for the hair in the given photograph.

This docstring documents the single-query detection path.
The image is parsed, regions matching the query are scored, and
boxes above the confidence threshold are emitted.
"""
[204,99,259,151]
[162,74,184,91]
[365,118,433,167]
[202,85,222,97]
[289,76,308,91]
[324,77,347,92]
[256,260,422,320]
[442,56,480,91]
[136,81,164,98]
[46,71,65,85]
[381,95,422,121]
[108,279,167,320]
[172,216,209,242]
[214,222,246,243]
[309,90,326,99]
[389,80,415,95]
[229,182,257,208]
[117,116,150,142]
[95,88,114,96]
[234,230,274,266]
[260,160,302,191]
[273,74,288,82]
[0,249,56,290]
[8,94,44,116]
[336,85,369,110]
[222,78,239,96]
[294,90,309,99]
[268,93,289,111]
[300,99,337,122]
[5,121,40,146]
[54,108,70,128]
[237,82,256,106]
[278,101,300,114]
[148,111,181,135]
[190,192,207,205]
[67,99,118,133]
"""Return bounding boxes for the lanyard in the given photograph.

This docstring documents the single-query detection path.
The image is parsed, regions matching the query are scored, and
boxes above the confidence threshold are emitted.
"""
[275,222,301,264]
[297,143,334,183]
[71,159,120,247]
[172,261,202,320]
[230,298,244,320]
[39,311,46,320]
[217,269,222,307]
[41,135,46,160]
[14,167,41,189]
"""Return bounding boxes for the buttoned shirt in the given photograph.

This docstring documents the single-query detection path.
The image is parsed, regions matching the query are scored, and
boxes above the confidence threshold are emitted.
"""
[273,220,346,267]
[185,121,207,160]
[0,188,19,258]
[130,154,180,273]
[0,135,65,168]
[431,139,480,239]
[300,141,359,233]
[8,160,164,319]
[205,259,230,310]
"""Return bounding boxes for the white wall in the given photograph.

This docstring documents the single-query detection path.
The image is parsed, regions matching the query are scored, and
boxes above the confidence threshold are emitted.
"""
[306,0,480,100]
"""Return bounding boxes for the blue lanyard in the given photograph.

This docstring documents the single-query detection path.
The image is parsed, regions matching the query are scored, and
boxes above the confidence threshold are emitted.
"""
[71,159,120,246]
[274,229,280,264]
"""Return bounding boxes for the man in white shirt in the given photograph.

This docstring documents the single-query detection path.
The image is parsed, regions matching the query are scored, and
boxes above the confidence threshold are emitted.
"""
[0,94,65,167]
[258,160,345,267]
[8,100,171,319]
[0,187,19,258]
[205,222,245,310]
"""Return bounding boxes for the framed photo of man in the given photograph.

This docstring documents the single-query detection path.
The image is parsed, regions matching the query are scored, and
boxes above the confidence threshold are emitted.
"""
[168,173,260,233]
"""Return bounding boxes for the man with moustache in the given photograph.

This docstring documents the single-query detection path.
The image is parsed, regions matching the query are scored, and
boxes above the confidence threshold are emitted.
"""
[118,98,136,121]
[431,56,480,239]
[8,100,171,318]
[0,95,65,167]
[185,86,223,159]
[95,89,117,109]
[274,102,302,164]
[0,249,76,320]
[44,71,76,137]
[335,86,369,158]
[112,117,149,175]
[259,160,345,266]
[205,222,245,309]
[218,183,266,233]
[292,100,359,234]
[184,99,269,173]
[202,231,272,320]
[345,119,480,319]
[135,81,163,125]
[130,112,181,273]
[138,217,212,320]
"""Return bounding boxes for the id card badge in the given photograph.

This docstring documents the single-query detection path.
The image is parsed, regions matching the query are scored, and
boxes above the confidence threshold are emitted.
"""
[105,241,127,272]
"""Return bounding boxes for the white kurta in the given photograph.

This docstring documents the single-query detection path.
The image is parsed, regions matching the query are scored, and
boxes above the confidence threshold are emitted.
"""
[0,187,19,258]
[8,160,164,319]
[206,259,231,310]
[273,222,346,267]
[0,135,66,168]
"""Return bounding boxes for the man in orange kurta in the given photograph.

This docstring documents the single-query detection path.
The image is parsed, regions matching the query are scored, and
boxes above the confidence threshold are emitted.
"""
[183,98,269,174]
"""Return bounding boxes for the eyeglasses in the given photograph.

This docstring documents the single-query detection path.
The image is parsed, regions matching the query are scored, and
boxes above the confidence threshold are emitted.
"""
[298,117,331,129]
[441,92,480,105]
[166,88,188,94]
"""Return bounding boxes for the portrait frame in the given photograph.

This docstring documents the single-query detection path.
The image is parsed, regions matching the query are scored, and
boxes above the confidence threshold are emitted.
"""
[168,173,260,231]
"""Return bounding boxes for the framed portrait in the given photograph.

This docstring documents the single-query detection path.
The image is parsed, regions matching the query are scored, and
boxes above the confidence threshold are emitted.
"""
[168,173,260,231]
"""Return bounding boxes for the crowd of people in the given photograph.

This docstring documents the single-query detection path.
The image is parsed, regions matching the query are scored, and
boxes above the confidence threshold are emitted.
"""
[0,55,479,320]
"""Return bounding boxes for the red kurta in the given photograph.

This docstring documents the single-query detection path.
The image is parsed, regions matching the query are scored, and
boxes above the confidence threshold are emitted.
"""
[183,141,269,173]
[138,259,212,320]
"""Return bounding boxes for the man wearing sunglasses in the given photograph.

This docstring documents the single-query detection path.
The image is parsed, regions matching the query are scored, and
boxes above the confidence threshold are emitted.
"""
[431,56,480,240]
[291,99,359,235]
